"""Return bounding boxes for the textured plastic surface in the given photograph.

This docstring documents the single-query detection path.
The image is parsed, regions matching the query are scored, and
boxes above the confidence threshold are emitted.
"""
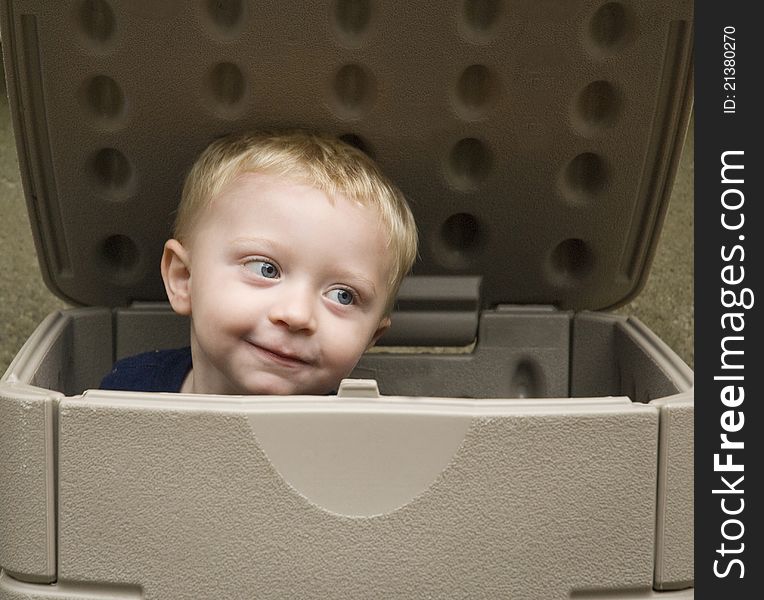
[0,310,76,583]
[570,591,694,600]
[52,392,657,599]
[0,384,56,583]
[0,0,693,310]
[0,574,696,600]
[0,571,141,600]
[380,276,481,345]
[653,393,694,590]
[358,306,573,397]
[570,312,695,591]
[0,307,109,582]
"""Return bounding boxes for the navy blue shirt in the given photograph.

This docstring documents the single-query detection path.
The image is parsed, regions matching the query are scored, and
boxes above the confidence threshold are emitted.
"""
[100,347,193,393]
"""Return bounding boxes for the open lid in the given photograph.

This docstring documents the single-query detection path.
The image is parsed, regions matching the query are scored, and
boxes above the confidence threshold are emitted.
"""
[1,0,693,311]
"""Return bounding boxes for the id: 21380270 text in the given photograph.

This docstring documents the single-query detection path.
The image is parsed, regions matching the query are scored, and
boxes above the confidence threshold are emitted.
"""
[723,26,736,114]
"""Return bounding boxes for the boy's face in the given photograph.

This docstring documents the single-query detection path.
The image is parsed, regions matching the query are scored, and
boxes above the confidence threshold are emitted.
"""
[163,172,392,395]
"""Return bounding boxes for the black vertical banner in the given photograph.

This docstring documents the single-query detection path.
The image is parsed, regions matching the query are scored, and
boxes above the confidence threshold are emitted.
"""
[695,2,762,598]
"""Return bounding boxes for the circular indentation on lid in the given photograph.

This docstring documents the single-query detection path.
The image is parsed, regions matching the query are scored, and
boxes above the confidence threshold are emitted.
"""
[206,0,244,30]
[443,213,482,251]
[561,152,607,203]
[463,0,500,34]
[99,234,141,281]
[549,238,594,282]
[509,359,544,398]
[433,212,485,269]
[201,0,245,39]
[80,75,125,124]
[92,148,132,194]
[335,0,371,41]
[589,2,633,52]
[333,64,375,118]
[572,80,620,134]
[79,0,115,44]
[208,62,246,110]
[339,133,374,157]
[447,138,492,190]
[455,65,498,119]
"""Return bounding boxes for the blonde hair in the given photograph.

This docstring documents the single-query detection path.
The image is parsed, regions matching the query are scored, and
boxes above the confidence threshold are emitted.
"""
[175,130,418,311]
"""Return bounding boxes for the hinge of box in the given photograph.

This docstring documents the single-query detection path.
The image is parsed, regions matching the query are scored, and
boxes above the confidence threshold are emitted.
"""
[125,301,174,310]
[379,276,482,347]
[493,304,559,312]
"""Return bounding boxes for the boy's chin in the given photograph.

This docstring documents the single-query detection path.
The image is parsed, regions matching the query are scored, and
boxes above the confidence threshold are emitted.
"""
[235,376,333,397]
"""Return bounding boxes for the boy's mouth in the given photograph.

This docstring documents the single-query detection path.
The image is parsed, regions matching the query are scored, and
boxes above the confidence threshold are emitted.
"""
[246,340,313,367]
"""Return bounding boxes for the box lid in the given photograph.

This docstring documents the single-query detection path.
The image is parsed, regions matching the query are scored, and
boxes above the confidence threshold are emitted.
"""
[1,0,693,311]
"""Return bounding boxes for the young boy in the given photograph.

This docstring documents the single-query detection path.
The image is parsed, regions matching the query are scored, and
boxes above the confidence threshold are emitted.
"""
[100,131,417,395]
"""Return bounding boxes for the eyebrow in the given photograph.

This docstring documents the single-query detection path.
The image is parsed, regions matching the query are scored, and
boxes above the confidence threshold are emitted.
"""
[229,237,286,255]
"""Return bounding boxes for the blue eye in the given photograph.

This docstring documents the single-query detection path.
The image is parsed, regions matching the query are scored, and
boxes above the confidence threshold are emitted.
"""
[247,260,280,279]
[328,288,355,306]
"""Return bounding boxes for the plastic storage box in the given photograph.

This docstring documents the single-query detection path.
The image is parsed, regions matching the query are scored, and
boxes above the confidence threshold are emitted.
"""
[1,1,693,598]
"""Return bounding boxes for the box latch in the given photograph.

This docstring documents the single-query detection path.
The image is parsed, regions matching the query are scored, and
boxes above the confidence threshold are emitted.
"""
[337,379,381,398]
[380,276,481,347]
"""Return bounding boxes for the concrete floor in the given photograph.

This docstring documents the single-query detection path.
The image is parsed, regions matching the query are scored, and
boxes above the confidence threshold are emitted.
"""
[0,74,694,378]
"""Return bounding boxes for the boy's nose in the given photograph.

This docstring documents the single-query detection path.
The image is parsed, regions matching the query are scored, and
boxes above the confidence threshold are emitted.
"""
[267,286,318,333]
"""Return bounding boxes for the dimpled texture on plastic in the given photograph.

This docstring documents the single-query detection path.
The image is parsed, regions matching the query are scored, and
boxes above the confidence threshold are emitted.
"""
[0,0,693,310]
[0,385,56,582]
[653,394,694,590]
[55,396,659,599]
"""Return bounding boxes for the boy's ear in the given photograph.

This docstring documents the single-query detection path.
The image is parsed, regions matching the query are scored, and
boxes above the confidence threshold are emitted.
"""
[161,239,192,316]
[367,316,391,350]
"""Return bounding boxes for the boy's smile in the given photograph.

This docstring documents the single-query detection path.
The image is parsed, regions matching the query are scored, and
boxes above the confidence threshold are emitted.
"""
[162,172,392,396]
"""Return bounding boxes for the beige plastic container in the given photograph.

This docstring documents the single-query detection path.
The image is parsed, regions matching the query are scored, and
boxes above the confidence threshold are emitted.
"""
[0,1,694,598]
